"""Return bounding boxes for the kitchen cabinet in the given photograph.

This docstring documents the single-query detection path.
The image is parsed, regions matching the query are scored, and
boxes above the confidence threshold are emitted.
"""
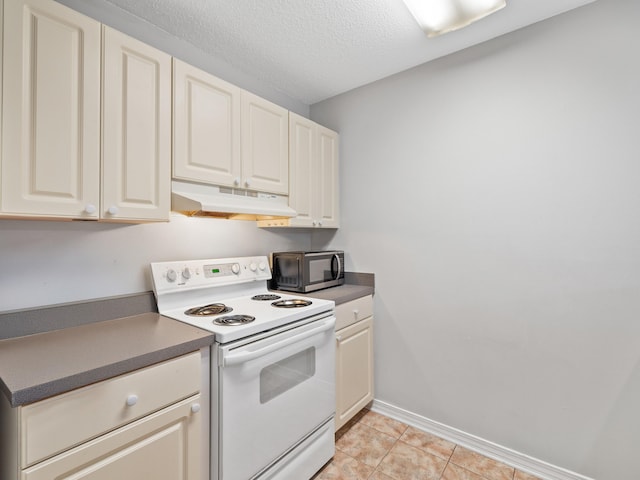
[173,62,288,196]
[0,352,203,480]
[1,0,101,219]
[173,58,242,188]
[258,112,339,228]
[335,295,374,430]
[101,26,171,222]
[241,90,289,195]
[0,0,170,222]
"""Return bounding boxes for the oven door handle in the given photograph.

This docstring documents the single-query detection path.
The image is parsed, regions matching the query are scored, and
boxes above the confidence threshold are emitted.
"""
[222,317,335,367]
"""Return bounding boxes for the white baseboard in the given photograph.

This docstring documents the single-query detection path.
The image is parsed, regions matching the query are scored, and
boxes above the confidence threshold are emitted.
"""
[370,399,594,480]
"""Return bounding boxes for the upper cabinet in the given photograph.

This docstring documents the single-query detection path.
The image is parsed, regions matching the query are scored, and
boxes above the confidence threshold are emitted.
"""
[240,91,289,195]
[1,0,102,219]
[0,1,170,222]
[1,0,337,225]
[173,59,242,187]
[101,27,171,222]
[173,64,288,196]
[259,113,339,228]
[316,124,340,228]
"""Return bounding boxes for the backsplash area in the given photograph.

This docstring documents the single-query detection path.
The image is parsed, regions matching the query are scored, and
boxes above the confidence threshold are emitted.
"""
[0,214,311,313]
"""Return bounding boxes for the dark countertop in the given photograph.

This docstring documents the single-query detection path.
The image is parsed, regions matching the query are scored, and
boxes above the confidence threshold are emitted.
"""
[271,272,374,305]
[0,313,214,407]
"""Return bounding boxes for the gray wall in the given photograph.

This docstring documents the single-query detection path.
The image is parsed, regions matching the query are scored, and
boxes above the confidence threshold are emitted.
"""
[311,0,640,478]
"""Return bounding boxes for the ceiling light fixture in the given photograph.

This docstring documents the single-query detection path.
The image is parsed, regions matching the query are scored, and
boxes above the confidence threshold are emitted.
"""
[402,0,506,37]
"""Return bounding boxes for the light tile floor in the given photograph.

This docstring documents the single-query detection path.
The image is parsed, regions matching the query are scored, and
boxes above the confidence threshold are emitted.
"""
[313,409,542,480]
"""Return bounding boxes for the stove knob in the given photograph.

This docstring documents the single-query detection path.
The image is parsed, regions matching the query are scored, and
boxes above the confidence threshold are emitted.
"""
[258,262,267,271]
[166,269,177,282]
[182,268,191,280]
[231,263,240,274]
[249,262,257,272]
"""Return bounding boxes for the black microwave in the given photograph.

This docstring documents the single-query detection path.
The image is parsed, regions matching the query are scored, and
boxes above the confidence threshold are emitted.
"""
[270,251,345,293]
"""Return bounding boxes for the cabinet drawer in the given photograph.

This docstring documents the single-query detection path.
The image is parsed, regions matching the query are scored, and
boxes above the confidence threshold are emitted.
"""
[20,352,201,468]
[335,295,373,330]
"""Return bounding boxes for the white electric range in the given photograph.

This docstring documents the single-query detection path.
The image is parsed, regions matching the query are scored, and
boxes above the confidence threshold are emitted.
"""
[151,256,336,480]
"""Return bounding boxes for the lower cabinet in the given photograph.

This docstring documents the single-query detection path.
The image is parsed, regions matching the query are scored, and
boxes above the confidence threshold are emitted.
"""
[335,295,374,430]
[1,352,203,480]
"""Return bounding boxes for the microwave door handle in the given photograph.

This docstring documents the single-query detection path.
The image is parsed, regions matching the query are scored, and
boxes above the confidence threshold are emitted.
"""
[222,317,335,367]
[333,253,342,280]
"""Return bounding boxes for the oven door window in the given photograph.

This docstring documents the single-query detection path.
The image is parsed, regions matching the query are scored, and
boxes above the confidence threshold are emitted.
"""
[260,347,316,403]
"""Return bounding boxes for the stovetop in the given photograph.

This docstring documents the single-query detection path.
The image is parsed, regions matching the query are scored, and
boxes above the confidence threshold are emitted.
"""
[150,256,335,343]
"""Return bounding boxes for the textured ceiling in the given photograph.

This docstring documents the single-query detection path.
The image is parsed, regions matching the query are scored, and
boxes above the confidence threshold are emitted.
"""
[104,0,596,105]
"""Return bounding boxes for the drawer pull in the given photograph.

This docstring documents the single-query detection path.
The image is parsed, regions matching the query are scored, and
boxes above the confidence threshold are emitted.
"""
[126,394,138,407]
[353,309,359,318]
[191,403,201,414]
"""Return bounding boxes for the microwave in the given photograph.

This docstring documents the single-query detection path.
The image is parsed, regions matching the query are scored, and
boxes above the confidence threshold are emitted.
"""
[270,251,345,293]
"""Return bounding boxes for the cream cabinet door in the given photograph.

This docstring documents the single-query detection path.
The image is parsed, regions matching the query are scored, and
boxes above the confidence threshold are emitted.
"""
[101,26,171,222]
[286,113,340,228]
[1,0,101,219]
[241,91,289,195]
[336,316,374,430]
[317,125,340,228]
[173,59,241,187]
[22,395,202,480]
[288,113,316,227]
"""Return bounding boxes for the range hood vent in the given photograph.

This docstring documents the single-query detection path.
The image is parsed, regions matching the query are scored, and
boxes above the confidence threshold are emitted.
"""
[171,180,297,220]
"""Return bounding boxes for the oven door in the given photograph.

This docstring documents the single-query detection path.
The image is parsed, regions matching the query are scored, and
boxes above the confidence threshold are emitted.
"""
[217,314,336,480]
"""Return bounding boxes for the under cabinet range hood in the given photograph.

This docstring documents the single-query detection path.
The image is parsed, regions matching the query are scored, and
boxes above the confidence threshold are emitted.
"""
[171,180,297,220]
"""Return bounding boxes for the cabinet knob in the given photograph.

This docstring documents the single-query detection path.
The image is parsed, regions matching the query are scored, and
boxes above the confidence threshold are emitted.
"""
[318,220,323,227]
[126,394,138,407]
[191,403,201,414]
[245,179,251,188]
[353,309,359,319]
[234,177,240,187]
[336,335,343,342]
[107,205,118,215]
[312,221,317,227]
[84,204,97,214]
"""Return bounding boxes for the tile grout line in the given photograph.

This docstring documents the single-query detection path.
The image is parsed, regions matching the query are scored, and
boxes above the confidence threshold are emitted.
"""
[438,444,456,480]
[369,422,407,479]
[364,414,409,480]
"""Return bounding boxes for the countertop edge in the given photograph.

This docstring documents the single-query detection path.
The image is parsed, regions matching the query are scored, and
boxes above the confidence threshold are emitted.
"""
[8,333,213,407]
[0,313,214,407]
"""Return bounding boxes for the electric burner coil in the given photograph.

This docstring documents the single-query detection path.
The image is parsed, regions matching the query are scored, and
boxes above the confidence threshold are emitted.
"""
[185,303,232,317]
[271,299,312,308]
[213,315,256,326]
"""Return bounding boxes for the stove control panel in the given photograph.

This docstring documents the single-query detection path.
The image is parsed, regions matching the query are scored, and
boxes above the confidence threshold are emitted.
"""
[151,256,271,293]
